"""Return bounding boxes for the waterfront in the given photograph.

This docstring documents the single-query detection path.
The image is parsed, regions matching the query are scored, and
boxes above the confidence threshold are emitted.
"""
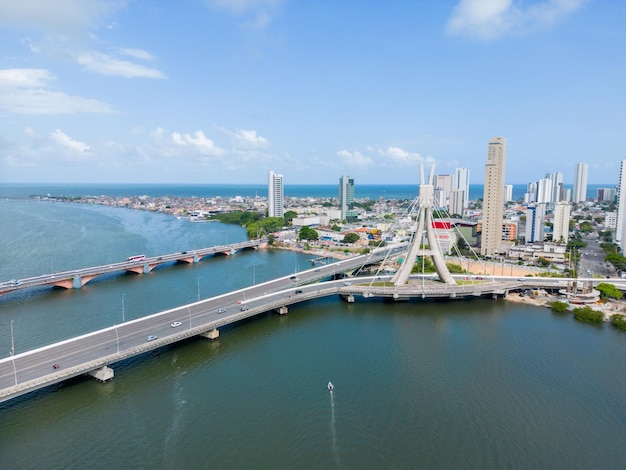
[0,197,625,469]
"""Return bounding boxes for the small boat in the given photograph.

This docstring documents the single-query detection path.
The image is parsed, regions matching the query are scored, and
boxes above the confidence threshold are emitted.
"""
[327,382,334,392]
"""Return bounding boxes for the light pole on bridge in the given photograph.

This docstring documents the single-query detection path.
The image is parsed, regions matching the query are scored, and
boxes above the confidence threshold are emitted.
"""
[10,320,17,387]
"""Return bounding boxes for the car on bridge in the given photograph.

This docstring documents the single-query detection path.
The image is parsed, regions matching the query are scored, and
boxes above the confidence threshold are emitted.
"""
[240,306,249,311]
[217,308,226,313]
[295,289,303,294]
[146,335,158,341]
[170,321,182,328]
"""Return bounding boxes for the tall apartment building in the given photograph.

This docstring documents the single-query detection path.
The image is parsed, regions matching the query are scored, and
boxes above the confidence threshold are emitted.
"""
[268,170,284,218]
[597,187,616,203]
[448,189,465,217]
[526,204,546,243]
[572,162,589,203]
[615,160,626,249]
[452,167,470,210]
[435,174,453,208]
[504,184,513,202]
[339,175,355,220]
[481,137,506,257]
[552,201,571,243]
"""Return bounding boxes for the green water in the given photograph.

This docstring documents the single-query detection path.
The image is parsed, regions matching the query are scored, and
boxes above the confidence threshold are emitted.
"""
[0,200,624,469]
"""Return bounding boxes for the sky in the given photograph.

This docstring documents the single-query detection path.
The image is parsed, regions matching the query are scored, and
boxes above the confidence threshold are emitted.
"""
[0,0,624,186]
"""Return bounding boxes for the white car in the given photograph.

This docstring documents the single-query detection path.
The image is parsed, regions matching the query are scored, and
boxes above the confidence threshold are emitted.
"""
[217,308,226,314]
[170,321,182,328]
[146,335,158,341]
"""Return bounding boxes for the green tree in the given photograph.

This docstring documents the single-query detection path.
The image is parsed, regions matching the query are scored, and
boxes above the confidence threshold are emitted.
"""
[595,283,623,300]
[610,314,626,331]
[550,301,569,313]
[342,232,360,244]
[298,226,319,241]
[283,211,298,225]
[572,306,604,324]
[579,221,594,233]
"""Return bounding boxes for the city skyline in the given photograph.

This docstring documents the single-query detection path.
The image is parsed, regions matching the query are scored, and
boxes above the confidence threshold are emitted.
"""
[0,1,624,185]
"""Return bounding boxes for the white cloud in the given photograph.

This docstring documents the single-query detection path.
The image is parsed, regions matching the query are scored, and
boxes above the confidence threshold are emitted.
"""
[337,149,374,167]
[446,0,585,40]
[0,68,52,87]
[50,129,91,153]
[233,129,270,148]
[0,0,122,35]
[169,130,225,156]
[75,51,167,78]
[118,47,156,61]
[379,146,432,166]
[0,68,113,114]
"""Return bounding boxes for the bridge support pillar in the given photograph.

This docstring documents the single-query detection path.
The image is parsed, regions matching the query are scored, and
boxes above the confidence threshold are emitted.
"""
[342,294,355,303]
[87,365,114,382]
[200,329,220,340]
[275,306,289,315]
[72,275,82,289]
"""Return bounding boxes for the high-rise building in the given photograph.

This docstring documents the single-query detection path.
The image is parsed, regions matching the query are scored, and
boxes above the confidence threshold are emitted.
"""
[448,189,465,217]
[597,187,616,202]
[454,167,470,209]
[573,162,589,203]
[526,204,546,243]
[268,170,284,218]
[339,175,355,220]
[552,201,571,243]
[615,160,626,249]
[481,137,506,257]
[504,184,513,202]
[435,174,453,208]
[546,172,563,204]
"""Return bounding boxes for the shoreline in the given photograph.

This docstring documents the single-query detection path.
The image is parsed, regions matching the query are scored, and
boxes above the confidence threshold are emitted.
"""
[273,243,624,321]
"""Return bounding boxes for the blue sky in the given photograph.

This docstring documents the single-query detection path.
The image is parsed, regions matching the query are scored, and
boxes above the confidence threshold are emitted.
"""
[0,0,623,185]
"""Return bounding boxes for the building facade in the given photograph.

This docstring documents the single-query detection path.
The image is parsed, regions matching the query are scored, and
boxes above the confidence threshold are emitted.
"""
[481,137,506,256]
[454,167,470,209]
[616,160,626,249]
[526,204,546,243]
[339,175,355,220]
[573,162,589,203]
[552,201,571,243]
[268,170,284,218]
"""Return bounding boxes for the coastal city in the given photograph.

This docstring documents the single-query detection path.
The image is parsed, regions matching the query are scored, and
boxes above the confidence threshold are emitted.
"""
[38,144,622,284]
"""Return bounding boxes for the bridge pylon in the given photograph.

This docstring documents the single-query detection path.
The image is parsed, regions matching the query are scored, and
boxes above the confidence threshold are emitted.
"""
[391,164,456,287]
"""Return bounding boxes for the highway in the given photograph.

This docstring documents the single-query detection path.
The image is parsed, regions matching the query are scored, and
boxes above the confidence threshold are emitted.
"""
[0,247,396,402]
[0,239,265,296]
[2,240,625,404]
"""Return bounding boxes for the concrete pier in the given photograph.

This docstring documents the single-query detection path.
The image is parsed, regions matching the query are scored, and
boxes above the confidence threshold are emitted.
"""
[276,306,289,315]
[87,366,114,382]
[200,329,220,340]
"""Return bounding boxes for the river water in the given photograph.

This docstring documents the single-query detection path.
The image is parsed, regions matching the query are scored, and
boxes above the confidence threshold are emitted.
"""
[0,199,624,469]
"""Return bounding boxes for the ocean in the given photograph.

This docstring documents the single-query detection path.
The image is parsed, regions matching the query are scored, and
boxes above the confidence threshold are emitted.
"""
[0,182,613,201]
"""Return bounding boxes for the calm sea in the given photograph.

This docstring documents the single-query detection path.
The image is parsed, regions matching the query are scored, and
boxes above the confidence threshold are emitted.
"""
[0,182,613,201]
[0,192,624,469]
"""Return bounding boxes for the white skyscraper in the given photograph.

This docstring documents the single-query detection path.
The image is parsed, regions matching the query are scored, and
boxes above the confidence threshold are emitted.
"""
[339,175,355,220]
[573,162,589,203]
[615,160,626,249]
[268,170,284,218]
[504,184,513,202]
[481,137,506,257]
[552,201,571,243]
[454,167,470,209]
